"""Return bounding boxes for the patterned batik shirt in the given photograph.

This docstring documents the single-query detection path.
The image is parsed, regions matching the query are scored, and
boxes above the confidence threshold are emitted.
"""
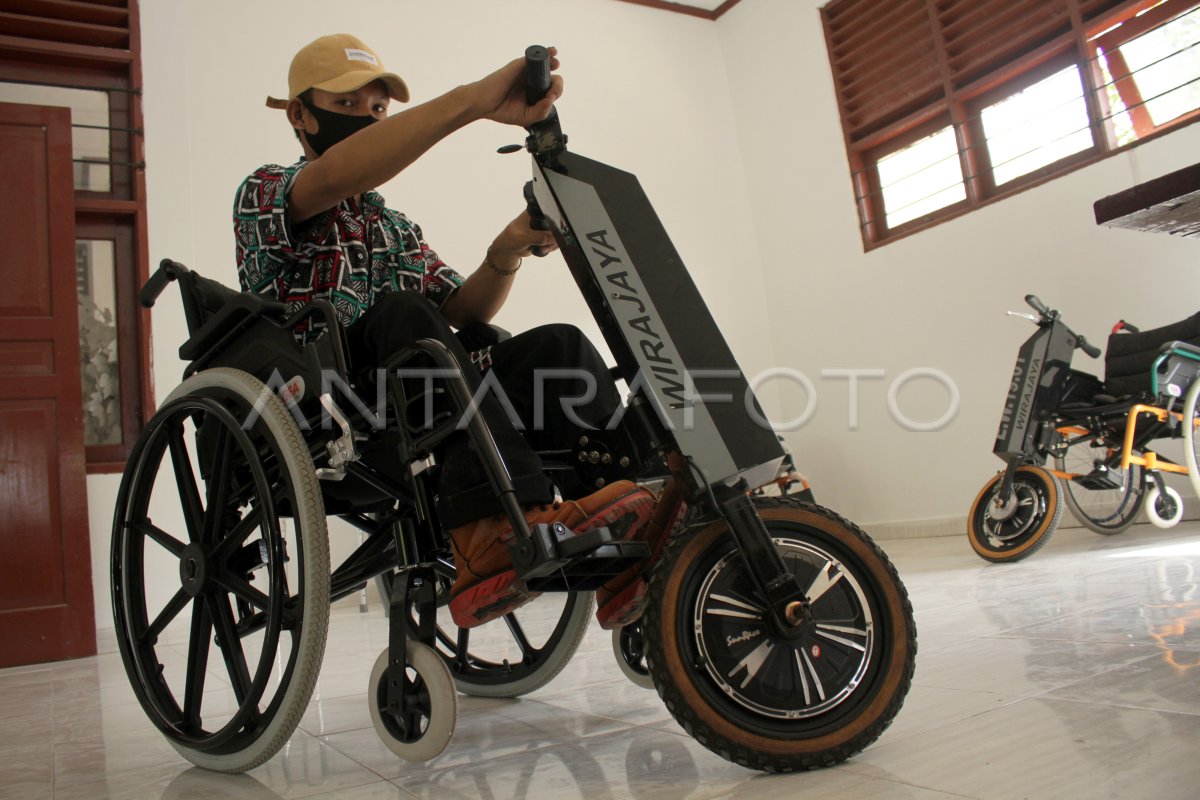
[233,159,464,341]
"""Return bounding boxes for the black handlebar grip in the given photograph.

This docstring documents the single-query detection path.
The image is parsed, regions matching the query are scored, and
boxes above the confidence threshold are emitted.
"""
[1025,294,1050,317]
[138,258,185,308]
[138,264,173,308]
[524,45,552,105]
[1078,336,1102,359]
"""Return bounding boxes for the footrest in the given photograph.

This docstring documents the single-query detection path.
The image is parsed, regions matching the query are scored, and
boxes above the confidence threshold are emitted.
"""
[510,522,651,592]
[1072,465,1124,491]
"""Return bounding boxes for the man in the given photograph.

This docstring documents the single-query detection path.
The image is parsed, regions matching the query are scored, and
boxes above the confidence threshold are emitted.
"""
[234,34,653,628]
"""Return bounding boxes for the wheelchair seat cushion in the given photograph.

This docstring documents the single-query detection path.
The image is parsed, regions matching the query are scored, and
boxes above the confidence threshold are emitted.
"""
[1104,311,1200,398]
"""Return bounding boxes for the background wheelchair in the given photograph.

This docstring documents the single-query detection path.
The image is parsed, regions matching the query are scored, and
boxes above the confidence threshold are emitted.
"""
[111,47,916,775]
[968,294,1200,563]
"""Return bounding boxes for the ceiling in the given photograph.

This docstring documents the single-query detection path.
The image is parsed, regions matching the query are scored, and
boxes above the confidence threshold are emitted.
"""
[613,0,742,20]
[663,0,728,9]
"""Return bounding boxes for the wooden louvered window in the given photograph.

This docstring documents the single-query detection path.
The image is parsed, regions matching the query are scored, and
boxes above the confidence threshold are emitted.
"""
[822,0,1200,249]
[0,0,151,470]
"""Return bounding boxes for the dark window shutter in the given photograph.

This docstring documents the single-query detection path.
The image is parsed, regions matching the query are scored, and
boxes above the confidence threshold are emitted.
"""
[823,0,942,142]
[0,0,131,50]
[937,0,1072,87]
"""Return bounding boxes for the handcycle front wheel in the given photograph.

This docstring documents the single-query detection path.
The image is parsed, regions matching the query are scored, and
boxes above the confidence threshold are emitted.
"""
[111,368,330,772]
[967,466,1063,563]
[643,497,916,773]
[375,569,593,698]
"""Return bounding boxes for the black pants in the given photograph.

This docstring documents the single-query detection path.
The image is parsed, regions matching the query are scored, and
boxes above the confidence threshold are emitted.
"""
[345,291,619,528]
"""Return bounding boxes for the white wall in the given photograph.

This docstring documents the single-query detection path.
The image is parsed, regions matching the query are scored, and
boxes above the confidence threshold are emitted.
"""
[137,0,773,381]
[718,0,1200,533]
[86,0,1200,635]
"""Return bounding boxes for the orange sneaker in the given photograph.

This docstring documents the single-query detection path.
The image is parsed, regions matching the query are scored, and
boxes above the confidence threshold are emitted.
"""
[448,480,656,628]
[594,497,688,629]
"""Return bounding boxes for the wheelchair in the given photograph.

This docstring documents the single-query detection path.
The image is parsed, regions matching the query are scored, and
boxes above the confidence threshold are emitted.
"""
[968,294,1200,563]
[110,47,916,775]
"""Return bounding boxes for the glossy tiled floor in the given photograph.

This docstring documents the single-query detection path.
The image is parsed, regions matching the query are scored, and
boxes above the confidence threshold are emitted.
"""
[3,522,1200,799]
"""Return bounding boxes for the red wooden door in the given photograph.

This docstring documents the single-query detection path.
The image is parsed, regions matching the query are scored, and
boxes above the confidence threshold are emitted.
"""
[0,101,96,667]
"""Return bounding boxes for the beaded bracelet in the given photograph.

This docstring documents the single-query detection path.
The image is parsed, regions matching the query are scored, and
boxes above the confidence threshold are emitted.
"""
[485,246,522,276]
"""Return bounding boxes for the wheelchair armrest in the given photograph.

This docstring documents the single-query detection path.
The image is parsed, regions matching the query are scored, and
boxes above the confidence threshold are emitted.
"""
[1153,340,1200,398]
[178,292,287,362]
[282,299,350,379]
[1159,340,1200,360]
[456,322,511,352]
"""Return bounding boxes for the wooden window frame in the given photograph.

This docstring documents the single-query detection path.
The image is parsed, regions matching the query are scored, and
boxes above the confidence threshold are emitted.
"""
[0,0,153,473]
[822,0,1200,251]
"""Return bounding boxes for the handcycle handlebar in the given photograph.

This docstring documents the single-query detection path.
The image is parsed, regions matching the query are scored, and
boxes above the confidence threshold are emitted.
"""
[1076,335,1101,359]
[1020,294,1100,358]
[1024,294,1050,317]
[139,259,190,308]
[521,46,566,159]
[521,45,561,259]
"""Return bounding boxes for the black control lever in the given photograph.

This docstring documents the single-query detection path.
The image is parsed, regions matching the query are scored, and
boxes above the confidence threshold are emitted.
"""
[524,180,550,257]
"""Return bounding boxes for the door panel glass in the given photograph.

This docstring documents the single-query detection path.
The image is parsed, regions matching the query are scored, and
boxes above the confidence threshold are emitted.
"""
[76,240,121,446]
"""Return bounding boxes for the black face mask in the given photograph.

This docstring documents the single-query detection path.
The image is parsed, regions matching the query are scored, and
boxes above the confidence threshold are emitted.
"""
[299,97,378,156]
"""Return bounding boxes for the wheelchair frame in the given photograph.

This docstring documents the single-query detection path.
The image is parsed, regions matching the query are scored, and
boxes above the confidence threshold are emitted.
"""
[111,46,917,775]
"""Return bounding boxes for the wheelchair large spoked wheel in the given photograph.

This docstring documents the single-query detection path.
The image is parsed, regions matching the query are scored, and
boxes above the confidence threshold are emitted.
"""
[967,465,1063,563]
[377,569,593,697]
[111,368,330,772]
[1053,434,1145,535]
[1184,379,1200,505]
[643,497,916,772]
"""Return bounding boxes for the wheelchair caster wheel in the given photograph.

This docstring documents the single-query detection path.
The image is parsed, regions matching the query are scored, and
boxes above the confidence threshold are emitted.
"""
[1146,486,1183,529]
[613,623,654,690]
[368,642,457,762]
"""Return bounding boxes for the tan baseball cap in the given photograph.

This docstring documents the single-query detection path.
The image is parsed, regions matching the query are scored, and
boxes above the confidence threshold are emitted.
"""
[266,34,409,109]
